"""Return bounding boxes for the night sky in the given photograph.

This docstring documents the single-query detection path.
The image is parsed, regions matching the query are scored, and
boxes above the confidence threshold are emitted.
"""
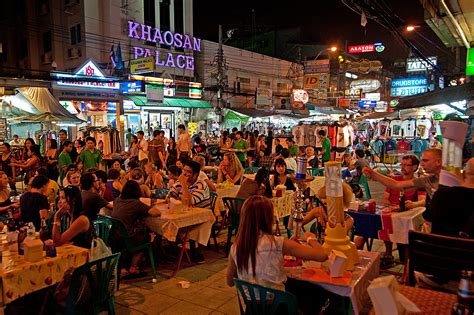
[194,0,451,65]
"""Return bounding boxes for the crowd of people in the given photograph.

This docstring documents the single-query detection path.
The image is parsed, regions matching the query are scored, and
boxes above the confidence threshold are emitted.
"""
[1,123,474,306]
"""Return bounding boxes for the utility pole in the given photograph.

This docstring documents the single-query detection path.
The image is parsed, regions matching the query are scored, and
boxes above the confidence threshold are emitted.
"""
[215,25,228,111]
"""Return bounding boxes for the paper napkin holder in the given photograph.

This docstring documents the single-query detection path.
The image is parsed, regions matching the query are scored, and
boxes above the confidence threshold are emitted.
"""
[24,238,44,262]
[368,275,421,314]
[327,250,347,277]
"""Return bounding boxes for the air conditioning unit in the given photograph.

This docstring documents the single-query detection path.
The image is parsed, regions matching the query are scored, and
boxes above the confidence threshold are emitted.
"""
[233,81,240,93]
[280,98,291,110]
[41,52,52,64]
[67,47,81,59]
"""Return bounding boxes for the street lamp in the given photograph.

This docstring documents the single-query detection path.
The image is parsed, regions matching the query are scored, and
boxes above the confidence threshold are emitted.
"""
[406,25,417,32]
[314,46,338,60]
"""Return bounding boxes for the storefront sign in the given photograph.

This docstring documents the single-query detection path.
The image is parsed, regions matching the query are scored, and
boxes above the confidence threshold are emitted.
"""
[292,89,309,110]
[55,60,120,90]
[346,60,383,74]
[358,100,377,108]
[304,59,330,74]
[390,77,428,97]
[146,86,164,103]
[130,57,155,74]
[303,74,329,89]
[128,21,200,71]
[344,88,362,99]
[121,81,143,94]
[338,99,351,107]
[55,90,120,100]
[350,79,381,93]
[375,101,387,112]
[363,92,380,101]
[467,48,474,76]
[406,56,437,72]
[348,43,385,54]
[255,88,272,106]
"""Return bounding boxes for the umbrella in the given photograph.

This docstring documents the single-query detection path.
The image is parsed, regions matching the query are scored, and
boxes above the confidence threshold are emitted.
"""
[7,112,84,124]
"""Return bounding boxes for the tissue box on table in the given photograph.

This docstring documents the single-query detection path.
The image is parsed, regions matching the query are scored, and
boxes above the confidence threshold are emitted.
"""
[24,238,44,262]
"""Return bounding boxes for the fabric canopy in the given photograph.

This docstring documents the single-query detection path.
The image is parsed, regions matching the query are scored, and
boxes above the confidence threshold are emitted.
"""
[125,95,212,108]
[8,112,84,124]
[224,110,250,124]
[229,108,275,118]
[17,87,83,121]
[397,81,474,110]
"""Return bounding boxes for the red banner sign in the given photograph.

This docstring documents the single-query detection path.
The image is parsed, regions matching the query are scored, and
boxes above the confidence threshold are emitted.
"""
[348,44,375,53]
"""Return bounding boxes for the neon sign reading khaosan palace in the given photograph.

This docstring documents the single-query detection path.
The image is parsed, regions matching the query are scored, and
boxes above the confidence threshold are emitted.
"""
[128,21,200,71]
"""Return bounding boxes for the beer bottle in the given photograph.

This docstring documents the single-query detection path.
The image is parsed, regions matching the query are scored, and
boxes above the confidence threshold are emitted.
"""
[39,217,49,243]
[452,270,474,314]
[399,191,406,212]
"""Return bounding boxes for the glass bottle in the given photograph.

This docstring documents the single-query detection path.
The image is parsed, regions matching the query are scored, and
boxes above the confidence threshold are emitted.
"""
[399,191,406,212]
[39,217,49,243]
[17,227,27,255]
[452,270,474,314]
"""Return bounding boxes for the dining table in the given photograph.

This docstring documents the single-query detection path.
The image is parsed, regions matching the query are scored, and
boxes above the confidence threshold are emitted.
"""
[0,244,88,310]
[285,250,381,315]
[144,202,215,277]
[369,285,458,314]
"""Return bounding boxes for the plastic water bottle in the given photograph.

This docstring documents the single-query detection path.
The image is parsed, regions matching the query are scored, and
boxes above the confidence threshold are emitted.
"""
[27,222,36,239]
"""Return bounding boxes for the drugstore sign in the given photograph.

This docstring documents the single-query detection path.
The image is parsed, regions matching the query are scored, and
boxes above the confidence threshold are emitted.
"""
[390,77,428,97]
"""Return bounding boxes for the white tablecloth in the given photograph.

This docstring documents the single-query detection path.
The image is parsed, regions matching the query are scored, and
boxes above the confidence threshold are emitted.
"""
[144,204,215,246]
[379,207,425,244]
[285,251,380,315]
[309,176,326,197]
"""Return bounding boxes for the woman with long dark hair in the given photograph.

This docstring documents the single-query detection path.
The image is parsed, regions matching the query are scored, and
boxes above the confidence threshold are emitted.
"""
[52,186,95,248]
[236,167,272,200]
[1,143,16,192]
[226,196,327,290]
[45,139,59,181]
[165,137,178,169]
[11,139,42,184]
[272,158,296,191]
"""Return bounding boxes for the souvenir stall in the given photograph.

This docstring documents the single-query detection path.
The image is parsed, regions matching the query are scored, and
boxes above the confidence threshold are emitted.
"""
[292,121,355,160]
[77,126,122,155]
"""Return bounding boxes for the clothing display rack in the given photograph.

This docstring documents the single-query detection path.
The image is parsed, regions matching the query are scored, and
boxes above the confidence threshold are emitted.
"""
[78,126,122,154]
[35,130,58,154]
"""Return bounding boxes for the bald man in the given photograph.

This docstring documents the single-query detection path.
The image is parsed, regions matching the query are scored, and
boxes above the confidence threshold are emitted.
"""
[363,148,442,206]
[425,158,474,239]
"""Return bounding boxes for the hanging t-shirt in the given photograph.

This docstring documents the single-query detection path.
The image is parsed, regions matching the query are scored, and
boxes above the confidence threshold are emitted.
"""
[379,120,391,137]
[336,125,351,148]
[327,126,337,147]
[384,139,397,153]
[421,140,430,152]
[370,139,384,155]
[416,118,432,139]
[402,119,417,138]
[390,120,403,138]
[397,140,411,153]
[313,126,327,148]
[292,126,305,147]
[305,125,317,147]
[411,139,424,154]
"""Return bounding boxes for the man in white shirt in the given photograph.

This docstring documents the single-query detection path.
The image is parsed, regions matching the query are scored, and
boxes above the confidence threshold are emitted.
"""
[281,148,297,173]
[176,124,192,162]
[137,130,148,168]
[9,135,22,146]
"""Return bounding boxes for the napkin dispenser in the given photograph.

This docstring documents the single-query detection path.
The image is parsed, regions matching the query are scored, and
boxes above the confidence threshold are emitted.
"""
[23,238,44,262]
[169,198,185,213]
[368,275,420,315]
[327,250,347,277]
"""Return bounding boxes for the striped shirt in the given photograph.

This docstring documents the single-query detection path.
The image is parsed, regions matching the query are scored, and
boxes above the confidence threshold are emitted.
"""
[169,177,211,208]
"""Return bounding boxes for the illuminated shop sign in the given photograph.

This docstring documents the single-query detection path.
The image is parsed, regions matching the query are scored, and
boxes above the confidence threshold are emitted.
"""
[358,100,377,108]
[128,21,200,71]
[349,79,381,93]
[406,56,437,72]
[391,77,428,97]
[121,81,143,94]
[56,60,120,90]
[348,43,385,54]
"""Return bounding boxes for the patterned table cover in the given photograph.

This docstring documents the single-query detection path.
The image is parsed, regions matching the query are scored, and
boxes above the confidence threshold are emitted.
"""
[369,285,457,315]
[144,204,215,246]
[285,251,380,315]
[0,245,88,305]
[216,185,295,220]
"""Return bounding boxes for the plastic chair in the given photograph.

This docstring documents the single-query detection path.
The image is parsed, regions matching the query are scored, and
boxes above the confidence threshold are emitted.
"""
[222,197,245,256]
[97,215,157,284]
[234,279,299,315]
[208,191,220,251]
[354,174,371,199]
[93,217,113,245]
[346,210,382,251]
[155,188,170,199]
[50,253,120,315]
[244,167,260,174]
[408,230,474,287]
[47,211,72,235]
